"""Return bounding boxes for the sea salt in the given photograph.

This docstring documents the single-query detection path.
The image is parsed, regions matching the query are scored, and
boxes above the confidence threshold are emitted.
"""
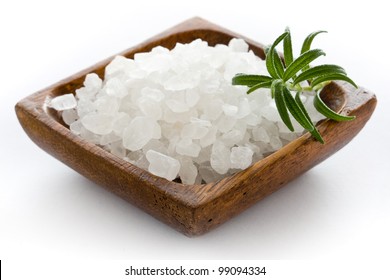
[49,94,77,111]
[56,38,324,183]
[230,146,254,169]
[146,150,180,181]
[123,116,159,151]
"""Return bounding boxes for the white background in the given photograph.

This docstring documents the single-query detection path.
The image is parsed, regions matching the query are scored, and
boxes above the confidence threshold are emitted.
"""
[1,0,389,273]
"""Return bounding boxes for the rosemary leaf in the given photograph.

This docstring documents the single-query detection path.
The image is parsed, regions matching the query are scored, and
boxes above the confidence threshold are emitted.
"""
[273,81,294,131]
[282,87,314,131]
[283,27,293,67]
[301,30,327,54]
[295,91,324,143]
[283,49,326,82]
[266,32,288,79]
[293,64,347,86]
[311,73,358,89]
[232,74,272,87]
[314,92,356,121]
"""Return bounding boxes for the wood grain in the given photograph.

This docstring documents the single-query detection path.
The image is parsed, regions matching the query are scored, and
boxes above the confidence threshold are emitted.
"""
[15,17,377,236]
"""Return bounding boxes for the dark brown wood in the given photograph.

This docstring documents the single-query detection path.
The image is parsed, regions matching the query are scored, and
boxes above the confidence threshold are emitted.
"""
[15,17,377,236]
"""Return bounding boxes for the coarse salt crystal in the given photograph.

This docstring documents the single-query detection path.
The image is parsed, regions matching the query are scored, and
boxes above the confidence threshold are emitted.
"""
[230,146,254,169]
[49,94,77,111]
[146,150,180,181]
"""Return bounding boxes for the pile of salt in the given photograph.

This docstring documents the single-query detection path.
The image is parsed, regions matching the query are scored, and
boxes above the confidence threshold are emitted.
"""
[49,38,323,184]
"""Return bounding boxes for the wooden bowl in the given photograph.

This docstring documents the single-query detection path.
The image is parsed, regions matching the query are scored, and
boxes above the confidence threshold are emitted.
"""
[15,17,377,236]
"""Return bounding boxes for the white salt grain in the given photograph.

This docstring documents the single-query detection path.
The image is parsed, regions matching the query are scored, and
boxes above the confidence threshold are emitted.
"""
[83,73,102,96]
[69,120,83,135]
[58,38,324,184]
[104,77,128,98]
[81,113,114,135]
[230,146,254,169]
[146,150,180,181]
[210,141,231,174]
[178,157,198,185]
[49,94,77,111]
[228,38,249,52]
[252,126,270,142]
[222,104,238,116]
[123,117,157,151]
[176,138,201,157]
[62,109,78,125]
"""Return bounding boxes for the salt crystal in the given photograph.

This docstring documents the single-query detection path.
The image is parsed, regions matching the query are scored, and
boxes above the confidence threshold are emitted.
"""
[146,150,180,181]
[222,104,238,116]
[164,72,198,91]
[236,98,251,119]
[199,73,221,93]
[112,113,131,135]
[216,115,236,133]
[185,89,200,107]
[62,109,78,125]
[138,97,162,120]
[178,157,198,185]
[84,73,102,95]
[166,99,190,113]
[176,138,201,157]
[105,56,136,80]
[142,139,168,155]
[80,126,101,144]
[122,117,156,151]
[164,107,197,124]
[203,99,223,120]
[95,95,119,114]
[126,150,149,169]
[76,87,95,100]
[76,73,102,100]
[244,113,260,126]
[110,140,127,158]
[49,94,77,111]
[199,164,225,183]
[210,141,230,174]
[262,103,281,122]
[193,145,212,164]
[76,98,95,118]
[136,52,172,73]
[199,126,218,148]
[81,113,114,135]
[252,126,270,142]
[100,132,121,146]
[222,129,244,147]
[280,132,298,141]
[104,77,128,98]
[270,136,283,150]
[230,146,254,169]
[69,120,83,135]
[244,142,260,154]
[180,123,208,139]
[228,38,249,52]
[190,117,211,127]
[141,87,165,102]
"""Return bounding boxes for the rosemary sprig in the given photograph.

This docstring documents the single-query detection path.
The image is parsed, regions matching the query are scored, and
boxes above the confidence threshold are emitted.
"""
[232,28,357,144]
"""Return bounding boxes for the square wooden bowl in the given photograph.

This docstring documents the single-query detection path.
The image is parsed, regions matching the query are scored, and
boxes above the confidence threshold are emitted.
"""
[15,17,376,236]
